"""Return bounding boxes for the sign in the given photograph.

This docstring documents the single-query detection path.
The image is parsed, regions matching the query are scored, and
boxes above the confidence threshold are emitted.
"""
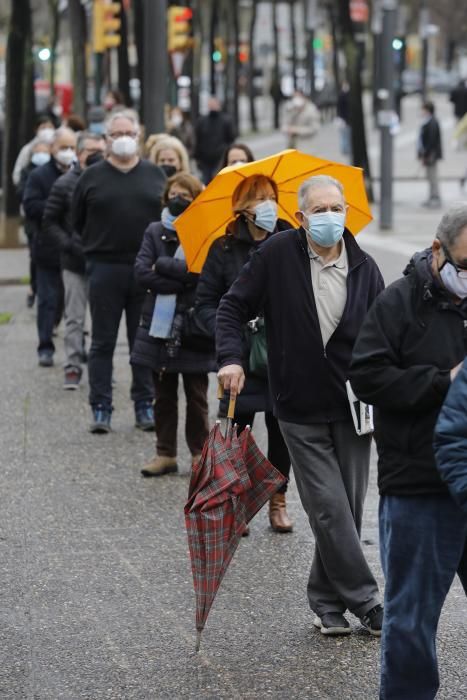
[170,51,186,78]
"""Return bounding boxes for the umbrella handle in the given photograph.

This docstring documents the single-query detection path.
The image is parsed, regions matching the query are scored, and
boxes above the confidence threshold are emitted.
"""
[217,381,236,419]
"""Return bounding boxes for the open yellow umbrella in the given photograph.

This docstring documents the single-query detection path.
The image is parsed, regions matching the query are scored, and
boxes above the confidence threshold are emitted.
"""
[174,149,372,273]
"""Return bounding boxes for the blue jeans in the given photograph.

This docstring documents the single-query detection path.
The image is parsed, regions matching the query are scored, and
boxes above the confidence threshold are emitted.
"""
[36,265,62,354]
[379,495,467,700]
[87,260,153,410]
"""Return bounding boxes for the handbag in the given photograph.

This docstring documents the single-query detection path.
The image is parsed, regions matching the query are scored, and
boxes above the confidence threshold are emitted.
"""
[247,316,268,378]
[182,306,215,353]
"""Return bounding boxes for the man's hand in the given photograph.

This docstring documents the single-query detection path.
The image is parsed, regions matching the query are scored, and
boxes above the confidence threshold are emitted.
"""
[217,364,245,397]
[450,361,464,382]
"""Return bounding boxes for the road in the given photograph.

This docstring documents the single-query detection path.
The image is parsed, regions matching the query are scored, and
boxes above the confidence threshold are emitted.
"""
[1,94,467,699]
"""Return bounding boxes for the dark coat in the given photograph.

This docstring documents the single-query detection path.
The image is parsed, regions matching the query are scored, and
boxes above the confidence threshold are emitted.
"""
[434,358,467,514]
[194,112,236,166]
[196,216,291,415]
[216,227,384,424]
[23,158,65,268]
[42,164,85,275]
[418,116,442,163]
[17,162,38,242]
[131,221,216,375]
[349,251,467,497]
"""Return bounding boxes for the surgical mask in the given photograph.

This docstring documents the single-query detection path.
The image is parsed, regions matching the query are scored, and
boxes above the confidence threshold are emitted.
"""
[85,151,104,167]
[171,114,183,127]
[292,96,305,108]
[304,211,345,248]
[161,207,177,232]
[161,164,177,178]
[31,152,50,167]
[439,261,467,299]
[111,136,138,158]
[253,200,278,233]
[38,128,55,144]
[89,122,106,135]
[167,195,191,217]
[55,148,76,167]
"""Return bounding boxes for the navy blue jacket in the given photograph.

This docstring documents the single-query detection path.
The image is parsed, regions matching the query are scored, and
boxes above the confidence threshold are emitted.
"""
[216,227,384,424]
[434,358,467,513]
[23,158,66,268]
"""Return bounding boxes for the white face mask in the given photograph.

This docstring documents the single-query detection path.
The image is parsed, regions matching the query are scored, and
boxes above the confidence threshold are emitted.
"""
[55,148,75,167]
[38,128,55,144]
[31,152,51,167]
[111,136,138,159]
[171,114,183,127]
[439,260,467,299]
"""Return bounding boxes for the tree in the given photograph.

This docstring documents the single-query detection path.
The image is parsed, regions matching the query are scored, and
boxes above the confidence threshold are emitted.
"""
[336,1,373,200]
[68,0,87,118]
[48,0,60,97]
[2,0,35,239]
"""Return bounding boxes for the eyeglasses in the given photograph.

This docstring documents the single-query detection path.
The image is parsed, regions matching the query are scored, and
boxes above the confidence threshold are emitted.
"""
[108,131,137,139]
[441,243,467,278]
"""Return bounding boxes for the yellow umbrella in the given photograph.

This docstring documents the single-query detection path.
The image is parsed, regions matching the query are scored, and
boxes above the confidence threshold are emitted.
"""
[175,149,372,273]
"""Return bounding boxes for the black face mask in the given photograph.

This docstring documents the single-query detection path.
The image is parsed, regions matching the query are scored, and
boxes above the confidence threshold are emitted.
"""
[85,151,104,167]
[167,195,191,217]
[161,164,177,178]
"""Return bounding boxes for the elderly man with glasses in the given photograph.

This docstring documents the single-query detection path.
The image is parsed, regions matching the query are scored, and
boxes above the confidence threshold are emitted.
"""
[72,111,166,433]
[349,204,467,700]
[216,174,385,637]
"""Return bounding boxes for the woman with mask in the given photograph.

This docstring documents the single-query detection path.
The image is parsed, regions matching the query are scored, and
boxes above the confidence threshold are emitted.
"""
[17,140,52,308]
[220,143,255,169]
[168,108,195,157]
[131,173,215,477]
[196,174,294,533]
[148,136,190,177]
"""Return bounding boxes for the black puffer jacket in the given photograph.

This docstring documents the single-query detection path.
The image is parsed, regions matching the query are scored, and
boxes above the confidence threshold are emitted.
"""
[196,216,291,414]
[23,158,65,268]
[42,164,85,274]
[349,251,467,497]
[131,222,216,374]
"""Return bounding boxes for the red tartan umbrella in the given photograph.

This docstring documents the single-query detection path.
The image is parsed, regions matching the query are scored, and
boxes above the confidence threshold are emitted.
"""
[184,395,286,651]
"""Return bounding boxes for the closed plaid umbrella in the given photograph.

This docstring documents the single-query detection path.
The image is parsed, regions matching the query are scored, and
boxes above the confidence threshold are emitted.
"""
[184,394,286,651]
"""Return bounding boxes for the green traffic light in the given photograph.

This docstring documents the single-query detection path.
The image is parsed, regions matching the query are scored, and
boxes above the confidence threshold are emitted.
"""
[392,38,403,51]
[212,50,222,63]
[313,37,323,50]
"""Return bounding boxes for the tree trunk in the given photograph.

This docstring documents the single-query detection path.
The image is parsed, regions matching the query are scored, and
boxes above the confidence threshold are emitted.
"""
[209,1,219,96]
[68,0,87,118]
[337,1,373,200]
[190,0,202,123]
[118,5,131,105]
[271,0,281,129]
[247,0,258,131]
[224,0,239,130]
[133,0,145,121]
[48,0,60,96]
[289,0,297,90]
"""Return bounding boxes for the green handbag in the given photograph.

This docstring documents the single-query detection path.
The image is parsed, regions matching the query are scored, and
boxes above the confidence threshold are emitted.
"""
[248,316,268,378]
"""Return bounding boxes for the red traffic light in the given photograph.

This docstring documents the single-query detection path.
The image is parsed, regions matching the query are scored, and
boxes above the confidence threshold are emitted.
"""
[175,8,193,22]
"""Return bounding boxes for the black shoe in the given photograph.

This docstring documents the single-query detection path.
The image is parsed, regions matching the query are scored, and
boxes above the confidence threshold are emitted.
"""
[360,604,383,636]
[38,351,54,367]
[313,613,351,636]
[26,292,35,308]
[135,402,155,431]
[90,405,111,434]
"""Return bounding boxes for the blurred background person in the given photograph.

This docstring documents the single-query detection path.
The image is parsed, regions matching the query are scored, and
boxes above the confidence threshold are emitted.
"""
[64,113,87,133]
[132,173,214,477]
[220,143,255,169]
[194,96,236,184]
[147,135,190,176]
[16,139,52,309]
[103,88,127,112]
[336,82,351,160]
[417,101,442,208]
[72,111,166,434]
[167,107,195,158]
[23,128,77,367]
[43,132,106,390]
[87,106,107,136]
[281,89,320,150]
[196,174,294,532]
[13,115,55,187]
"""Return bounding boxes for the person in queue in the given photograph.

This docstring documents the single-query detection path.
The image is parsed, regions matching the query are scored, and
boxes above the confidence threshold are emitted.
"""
[147,135,190,178]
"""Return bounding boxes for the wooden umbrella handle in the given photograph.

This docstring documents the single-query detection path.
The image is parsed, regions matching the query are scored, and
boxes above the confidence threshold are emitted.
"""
[217,381,237,419]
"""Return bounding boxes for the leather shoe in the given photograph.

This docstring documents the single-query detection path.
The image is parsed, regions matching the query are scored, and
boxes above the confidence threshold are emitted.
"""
[141,456,178,478]
[269,492,293,532]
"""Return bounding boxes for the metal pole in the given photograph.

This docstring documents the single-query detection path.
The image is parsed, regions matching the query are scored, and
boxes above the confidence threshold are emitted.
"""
[143,0,168,134]
[420,2,429,102]
[94,52,103,105]
[379,0,397,230]
[306,0,317,100]
[371,0,383,121]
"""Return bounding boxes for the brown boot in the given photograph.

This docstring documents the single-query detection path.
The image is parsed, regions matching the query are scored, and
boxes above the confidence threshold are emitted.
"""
[269,493,293,533]
[141,456,178,478]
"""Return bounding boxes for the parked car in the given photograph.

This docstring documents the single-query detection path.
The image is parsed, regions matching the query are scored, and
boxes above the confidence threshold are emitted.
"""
[402,67,459,95]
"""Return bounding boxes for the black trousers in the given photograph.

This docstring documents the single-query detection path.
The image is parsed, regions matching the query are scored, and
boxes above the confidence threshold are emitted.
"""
[87,260,153,410]
[236,411,291,494]
[36,264,63,354]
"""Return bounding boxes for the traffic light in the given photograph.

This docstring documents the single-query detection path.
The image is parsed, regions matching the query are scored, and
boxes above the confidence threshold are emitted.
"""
[212,37,225,64]
[93,0,122,54]
[167,5,193,52]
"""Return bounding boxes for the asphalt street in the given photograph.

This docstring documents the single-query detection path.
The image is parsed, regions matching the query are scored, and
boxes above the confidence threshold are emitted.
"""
[1,94,467,699]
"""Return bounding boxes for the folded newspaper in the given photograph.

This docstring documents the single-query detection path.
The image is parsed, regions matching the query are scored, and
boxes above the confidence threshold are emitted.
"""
[345,380,374,436]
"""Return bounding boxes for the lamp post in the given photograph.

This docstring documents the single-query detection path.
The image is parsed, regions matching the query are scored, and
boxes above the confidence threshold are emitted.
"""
[378,0,397,230]
[143,0,167,133]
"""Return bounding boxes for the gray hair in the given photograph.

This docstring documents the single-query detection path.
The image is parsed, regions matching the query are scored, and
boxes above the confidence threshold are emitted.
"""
[52,127,76,144]
[436,203,467,248]
[76,131,106,153]
[298,175,344,210]
[105,109,140,134]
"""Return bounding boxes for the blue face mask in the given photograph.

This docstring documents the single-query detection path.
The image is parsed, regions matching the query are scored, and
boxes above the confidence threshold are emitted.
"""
[304,211,346,248]
[253,200,278,233]
[161,207,177,232]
